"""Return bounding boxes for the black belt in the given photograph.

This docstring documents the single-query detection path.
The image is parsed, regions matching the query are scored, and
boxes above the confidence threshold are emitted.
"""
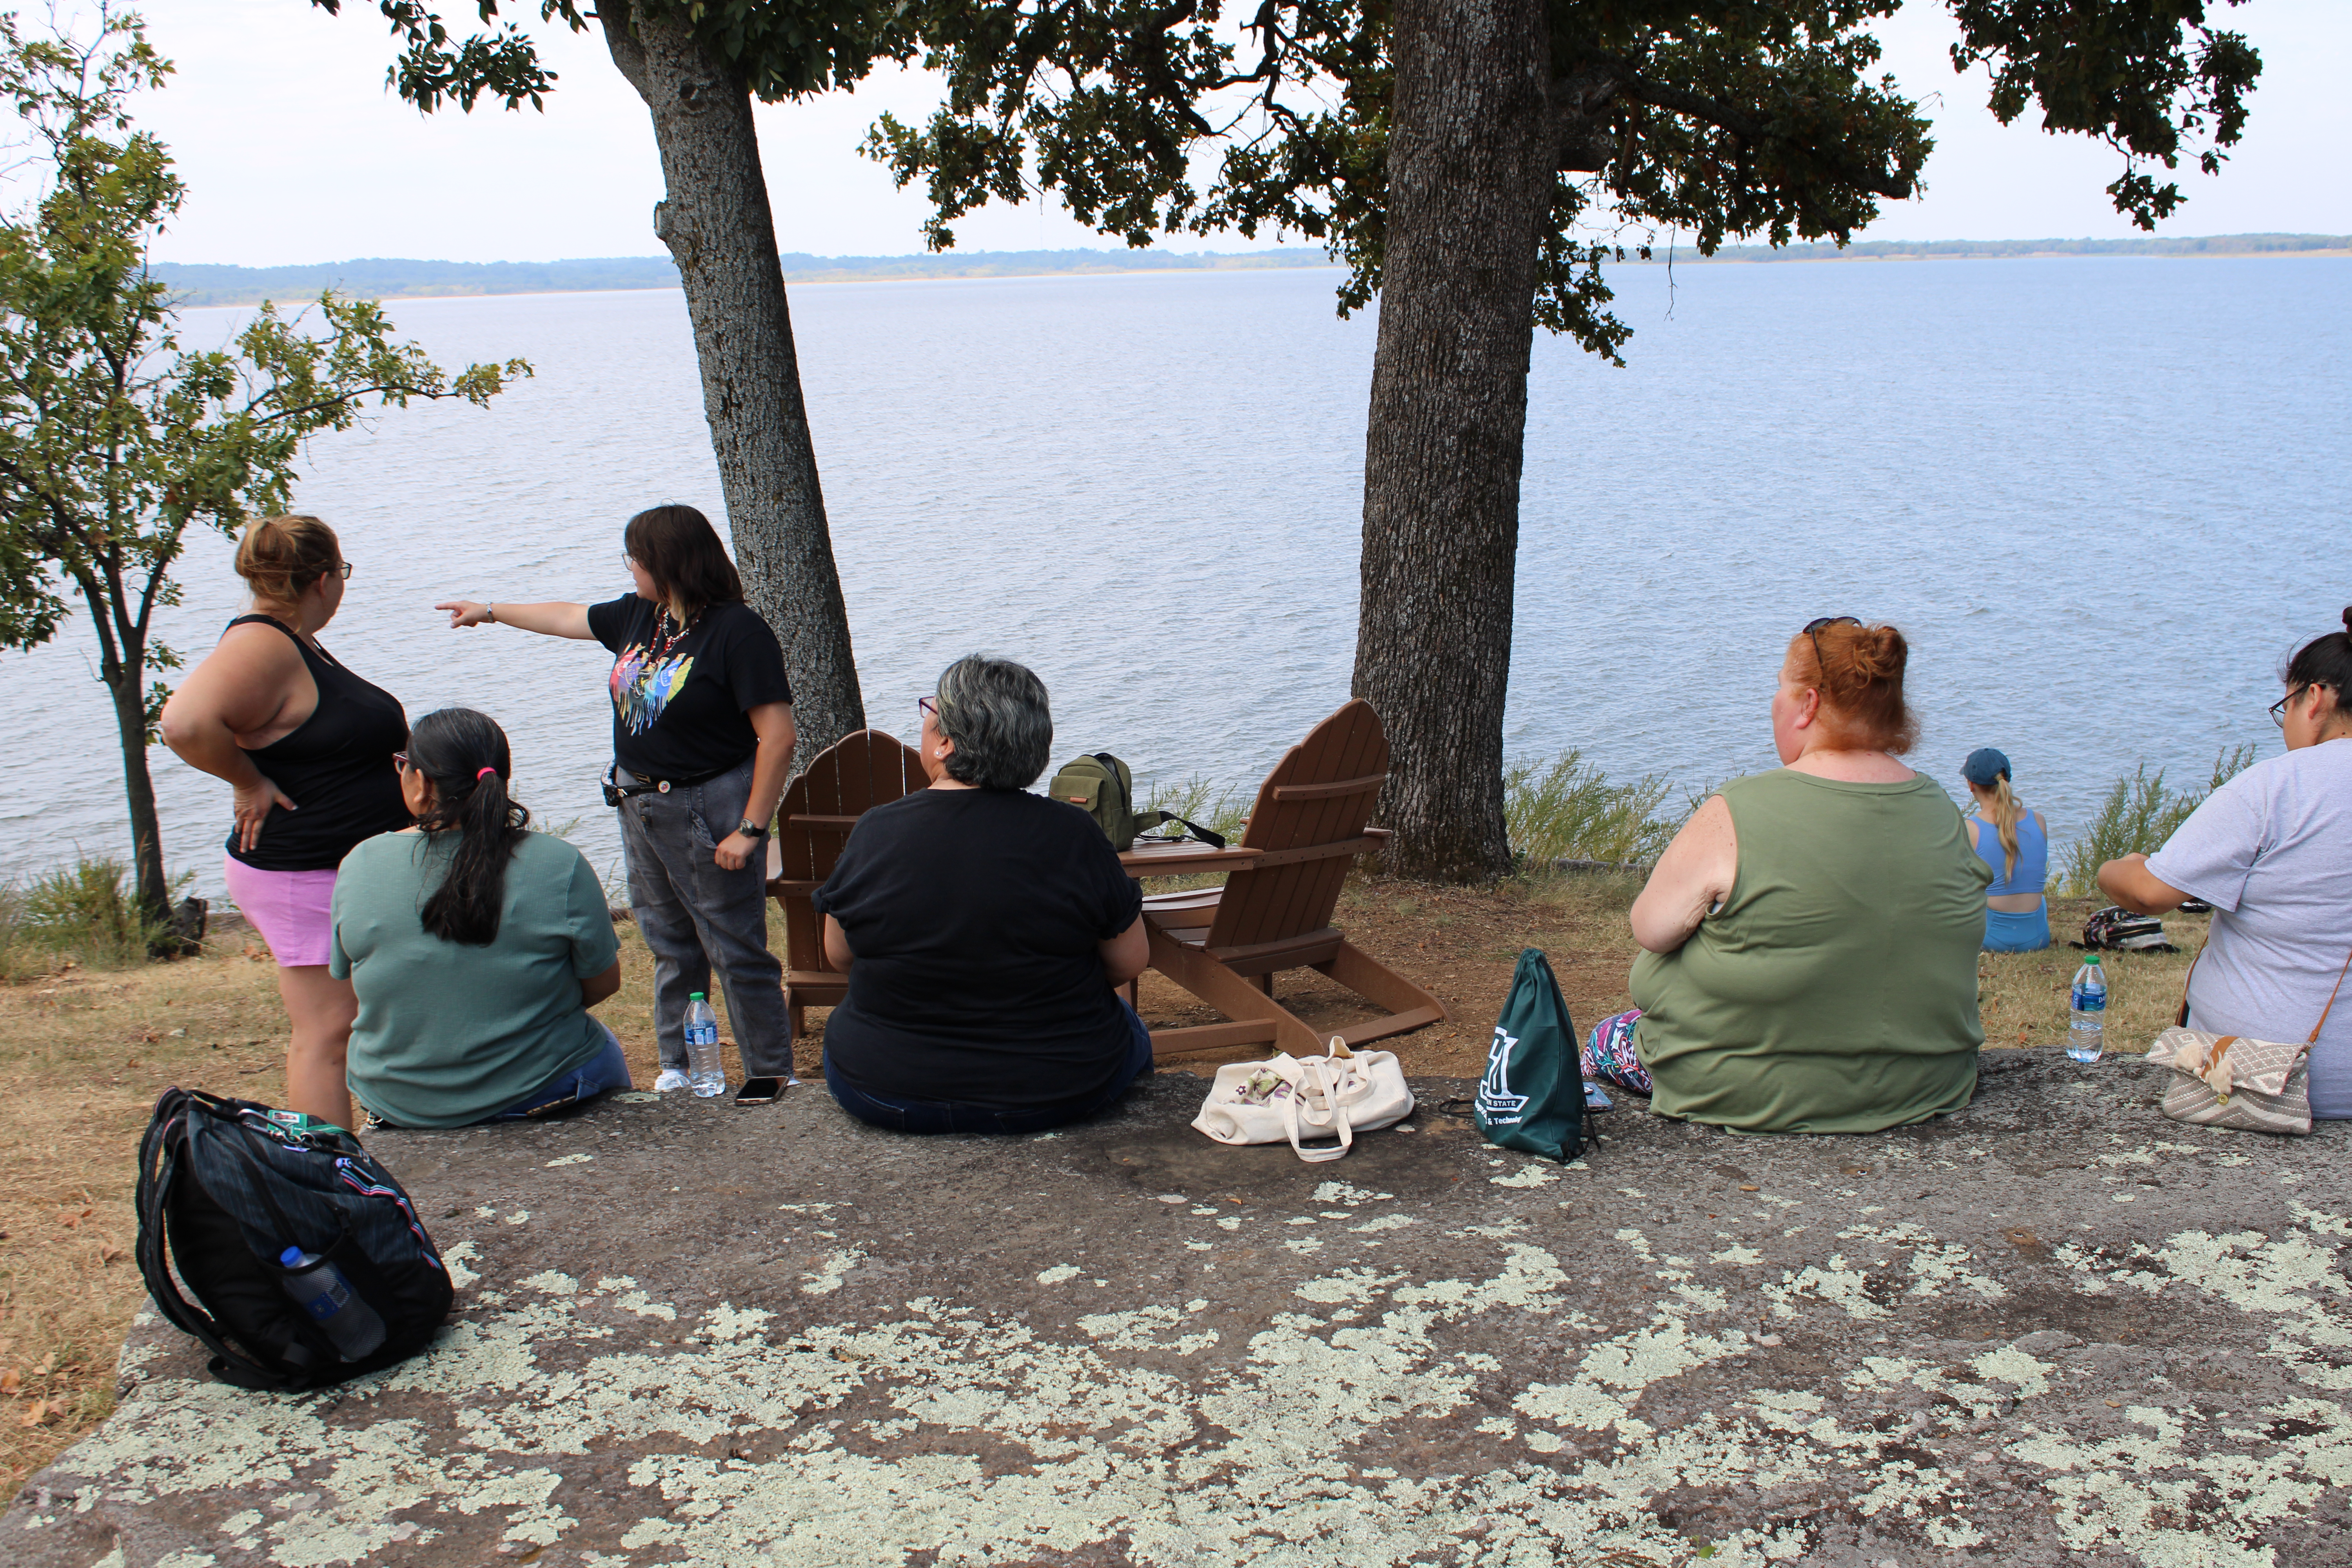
[601,759,742,808]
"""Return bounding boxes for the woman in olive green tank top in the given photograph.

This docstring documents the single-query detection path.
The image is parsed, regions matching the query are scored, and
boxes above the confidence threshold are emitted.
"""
[1619,619,1991,1134]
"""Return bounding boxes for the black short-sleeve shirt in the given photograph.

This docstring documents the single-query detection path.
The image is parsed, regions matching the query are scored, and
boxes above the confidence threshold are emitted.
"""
[584,595,793,780]
[810,788,1145,1109]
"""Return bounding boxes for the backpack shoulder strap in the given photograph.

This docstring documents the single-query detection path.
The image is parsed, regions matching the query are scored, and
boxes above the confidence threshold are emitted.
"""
[1090,754,1131,818]
[1154,813,1227,850]
[136,1093,308,1393]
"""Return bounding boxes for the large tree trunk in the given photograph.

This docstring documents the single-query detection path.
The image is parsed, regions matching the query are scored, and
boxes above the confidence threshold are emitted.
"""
[599,3,866,764]
[1352,0,1555,883]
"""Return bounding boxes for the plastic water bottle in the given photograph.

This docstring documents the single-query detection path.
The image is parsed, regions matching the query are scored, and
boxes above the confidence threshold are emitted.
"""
[277,1247,387,1360]
[2068,955,2107,1063]
[684,992,726,1096]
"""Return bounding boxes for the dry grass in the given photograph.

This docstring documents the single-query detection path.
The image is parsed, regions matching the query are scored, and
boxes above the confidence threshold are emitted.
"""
[0,913,682,1496]
[1974,894,2204,1051]
[0,882,2202,1496]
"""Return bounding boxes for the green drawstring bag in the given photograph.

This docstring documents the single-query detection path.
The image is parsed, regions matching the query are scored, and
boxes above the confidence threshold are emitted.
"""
[1474,949,1586,1163]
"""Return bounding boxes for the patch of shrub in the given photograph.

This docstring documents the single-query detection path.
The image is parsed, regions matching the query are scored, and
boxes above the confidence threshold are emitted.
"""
[2058,747,2258,894]
[1143,775,1254,846]
[0,858,169,976]
[1504,751,1680,869]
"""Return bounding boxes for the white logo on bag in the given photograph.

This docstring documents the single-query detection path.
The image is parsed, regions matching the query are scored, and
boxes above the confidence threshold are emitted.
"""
[1476,1027,1528,1122]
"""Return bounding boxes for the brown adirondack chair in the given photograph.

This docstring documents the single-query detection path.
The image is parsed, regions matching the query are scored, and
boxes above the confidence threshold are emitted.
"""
[1138,699,1445,1057]
[763,728,927,1038]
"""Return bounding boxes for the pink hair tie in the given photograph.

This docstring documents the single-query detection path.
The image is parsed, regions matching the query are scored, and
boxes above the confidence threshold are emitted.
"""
[476,766,497,780]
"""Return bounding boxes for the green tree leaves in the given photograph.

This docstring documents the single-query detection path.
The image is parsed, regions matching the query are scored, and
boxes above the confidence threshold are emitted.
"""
[0,5,527,909]
[858,0,2260,358]
[1949,0,2260,228]
[311,0,923,108]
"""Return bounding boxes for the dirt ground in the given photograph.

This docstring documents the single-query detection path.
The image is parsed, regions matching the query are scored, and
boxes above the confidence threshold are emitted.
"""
[0,874,2202,1497]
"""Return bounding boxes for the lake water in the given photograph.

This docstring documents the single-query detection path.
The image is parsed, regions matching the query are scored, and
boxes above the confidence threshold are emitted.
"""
[7,257,2347,898]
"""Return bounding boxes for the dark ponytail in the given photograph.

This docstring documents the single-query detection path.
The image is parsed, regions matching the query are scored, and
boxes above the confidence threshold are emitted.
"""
[406,708,530,946]
[2282,608,2352,716]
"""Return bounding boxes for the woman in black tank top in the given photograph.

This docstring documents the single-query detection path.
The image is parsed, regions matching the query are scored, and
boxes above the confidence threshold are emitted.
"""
[216,617,408,871]
[161,516,409,1131]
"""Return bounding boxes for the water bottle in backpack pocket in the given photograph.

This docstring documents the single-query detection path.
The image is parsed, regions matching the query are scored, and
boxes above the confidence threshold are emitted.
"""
[277,1246,388,1360]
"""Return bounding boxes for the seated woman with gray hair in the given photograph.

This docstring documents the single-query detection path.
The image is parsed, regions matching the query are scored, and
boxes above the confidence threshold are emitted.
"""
[809,655,1152,1133]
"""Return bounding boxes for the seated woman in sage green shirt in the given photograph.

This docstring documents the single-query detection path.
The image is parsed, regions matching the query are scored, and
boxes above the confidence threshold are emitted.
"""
[1591,619,1990,1135]
[331,708,628,1129]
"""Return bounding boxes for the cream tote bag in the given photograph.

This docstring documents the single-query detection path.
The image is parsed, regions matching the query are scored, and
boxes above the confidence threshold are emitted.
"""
[1192,1038,1414,1163]
[2145,943,2352,1136]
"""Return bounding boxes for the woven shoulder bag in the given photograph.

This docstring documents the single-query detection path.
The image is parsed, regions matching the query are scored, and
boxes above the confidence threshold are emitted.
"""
[2144,942,2352,1136]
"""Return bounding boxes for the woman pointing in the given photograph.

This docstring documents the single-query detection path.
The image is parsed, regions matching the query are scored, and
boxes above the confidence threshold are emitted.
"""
[437,504,797,1091]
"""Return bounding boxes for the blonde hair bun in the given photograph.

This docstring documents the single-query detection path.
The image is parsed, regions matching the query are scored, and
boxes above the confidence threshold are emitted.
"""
[234,515,341,606]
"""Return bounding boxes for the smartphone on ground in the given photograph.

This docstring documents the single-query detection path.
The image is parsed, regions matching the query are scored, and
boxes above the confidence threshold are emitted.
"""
[735,1077,786,1104]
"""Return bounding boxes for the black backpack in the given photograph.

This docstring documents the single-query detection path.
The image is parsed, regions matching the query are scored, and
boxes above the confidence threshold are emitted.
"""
[135,1087,454,1391]
[2079,906,2174,953]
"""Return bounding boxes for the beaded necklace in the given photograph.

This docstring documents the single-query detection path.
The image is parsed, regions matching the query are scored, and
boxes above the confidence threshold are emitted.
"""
[649,604,701,664]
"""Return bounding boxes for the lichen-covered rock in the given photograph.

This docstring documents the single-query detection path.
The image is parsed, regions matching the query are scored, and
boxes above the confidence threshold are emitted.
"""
[5,1055,2346,1565]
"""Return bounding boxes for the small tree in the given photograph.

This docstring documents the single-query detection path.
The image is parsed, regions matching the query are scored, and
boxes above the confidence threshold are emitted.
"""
[0,7,527,924]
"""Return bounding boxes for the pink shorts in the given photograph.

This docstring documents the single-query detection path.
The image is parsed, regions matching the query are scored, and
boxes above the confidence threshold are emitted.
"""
[221,856,339,968]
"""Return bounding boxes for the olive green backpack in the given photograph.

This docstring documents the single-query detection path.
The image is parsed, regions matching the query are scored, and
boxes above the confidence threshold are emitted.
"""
[1048,752,1226,853]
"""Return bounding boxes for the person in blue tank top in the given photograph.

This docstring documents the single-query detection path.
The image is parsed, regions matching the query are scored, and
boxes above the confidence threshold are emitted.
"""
[1960,748,2050,952]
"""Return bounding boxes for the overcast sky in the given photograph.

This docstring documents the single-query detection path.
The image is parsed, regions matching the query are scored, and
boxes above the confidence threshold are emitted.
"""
[109,0,2352,266]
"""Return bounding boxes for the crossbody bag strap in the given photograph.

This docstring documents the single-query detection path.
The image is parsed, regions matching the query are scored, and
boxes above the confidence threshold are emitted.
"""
[2306,943,2352,1045]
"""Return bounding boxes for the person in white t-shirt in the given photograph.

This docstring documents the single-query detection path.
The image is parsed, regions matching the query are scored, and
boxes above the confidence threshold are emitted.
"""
[2100,607,2352,1118]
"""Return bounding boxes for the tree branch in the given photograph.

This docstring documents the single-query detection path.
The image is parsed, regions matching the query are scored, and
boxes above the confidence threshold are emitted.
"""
[236,379,475,428]
[1606,69,1913,200]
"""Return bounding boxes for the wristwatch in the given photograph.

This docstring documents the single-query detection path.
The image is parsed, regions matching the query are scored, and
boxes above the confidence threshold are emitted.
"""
[736,817,769,839]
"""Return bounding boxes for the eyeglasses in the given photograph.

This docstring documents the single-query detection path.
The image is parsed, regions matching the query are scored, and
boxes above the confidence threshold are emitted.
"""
[391,751,408,771]
[334,561,353,580]
[1803,615,1861,674]
[2272,684,2333,728]
[917,695,938,721]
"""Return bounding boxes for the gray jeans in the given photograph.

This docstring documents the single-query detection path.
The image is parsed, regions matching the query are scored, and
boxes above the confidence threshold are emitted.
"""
[617,755,794,1078]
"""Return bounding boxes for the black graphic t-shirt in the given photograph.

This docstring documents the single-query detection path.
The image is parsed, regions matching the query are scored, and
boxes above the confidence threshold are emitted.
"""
[584,595,793,780]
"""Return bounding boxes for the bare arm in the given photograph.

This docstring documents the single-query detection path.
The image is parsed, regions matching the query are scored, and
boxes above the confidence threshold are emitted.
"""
[1629,795,1738,954]
[159,625,310,854]
[1100,913,1149,987]
[2097,852,2189,916]
[713,702,797,872]
[580,956,622,1008]
[436,599,593,639]
[822,914,854,973]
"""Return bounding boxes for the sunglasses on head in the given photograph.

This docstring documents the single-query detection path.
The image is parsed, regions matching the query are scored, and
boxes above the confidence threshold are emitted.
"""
[1803,615,1862,673]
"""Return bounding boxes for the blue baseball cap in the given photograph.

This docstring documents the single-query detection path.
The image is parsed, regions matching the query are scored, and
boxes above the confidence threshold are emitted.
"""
[1961,748,2011,788]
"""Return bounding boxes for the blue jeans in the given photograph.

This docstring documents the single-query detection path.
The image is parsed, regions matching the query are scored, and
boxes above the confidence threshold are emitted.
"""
[826,1002,1153,1134]
[488,1024,634,1122]
[618,755,794,1078]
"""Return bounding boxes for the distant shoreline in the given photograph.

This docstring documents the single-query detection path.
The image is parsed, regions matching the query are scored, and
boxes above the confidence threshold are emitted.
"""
[150,234,2351,307]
